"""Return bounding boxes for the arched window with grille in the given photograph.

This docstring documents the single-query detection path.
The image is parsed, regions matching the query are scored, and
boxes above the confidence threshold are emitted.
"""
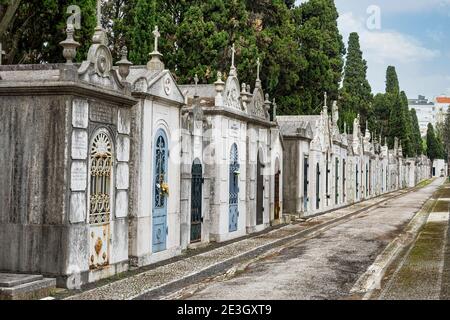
[88,128,114,269]
[89,129,113,225]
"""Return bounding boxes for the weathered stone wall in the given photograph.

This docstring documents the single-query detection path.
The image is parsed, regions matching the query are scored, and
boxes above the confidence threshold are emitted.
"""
[0,94,70,275]
[282,139,299,215]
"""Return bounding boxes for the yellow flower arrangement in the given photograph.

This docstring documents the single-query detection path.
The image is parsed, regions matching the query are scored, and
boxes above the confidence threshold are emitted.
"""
[161,182,170,196]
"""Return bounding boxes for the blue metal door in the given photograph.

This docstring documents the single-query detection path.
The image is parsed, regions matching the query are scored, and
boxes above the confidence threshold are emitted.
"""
[152,130,168,253]
[229,144,239,232]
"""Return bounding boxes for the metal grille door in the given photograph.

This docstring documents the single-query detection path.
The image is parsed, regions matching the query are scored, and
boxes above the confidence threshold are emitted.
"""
[190,161,203,243]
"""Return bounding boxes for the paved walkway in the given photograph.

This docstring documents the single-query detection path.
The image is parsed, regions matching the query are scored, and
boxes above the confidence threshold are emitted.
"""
[378,180,450,300]
[63,185,430,300]
[155,179,442,300]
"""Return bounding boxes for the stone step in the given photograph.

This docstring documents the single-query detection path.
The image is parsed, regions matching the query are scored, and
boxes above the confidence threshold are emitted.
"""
[0,274,43,288]
[0,274,56,300]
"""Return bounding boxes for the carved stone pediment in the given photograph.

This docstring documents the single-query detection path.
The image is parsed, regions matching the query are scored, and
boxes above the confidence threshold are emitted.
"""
[249,87,267,119]
[224,75,241,111]
[78,43,123,91]
[132,71,184,105]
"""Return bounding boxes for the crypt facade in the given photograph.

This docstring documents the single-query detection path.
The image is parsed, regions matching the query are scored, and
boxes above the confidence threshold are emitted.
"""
[0,4,433,289]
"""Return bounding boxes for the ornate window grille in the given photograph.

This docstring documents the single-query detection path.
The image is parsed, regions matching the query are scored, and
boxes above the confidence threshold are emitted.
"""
[89,130,113,225]
[154,134,167,208]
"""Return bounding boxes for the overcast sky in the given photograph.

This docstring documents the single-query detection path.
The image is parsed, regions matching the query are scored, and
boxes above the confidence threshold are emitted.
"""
[296,0,450,100]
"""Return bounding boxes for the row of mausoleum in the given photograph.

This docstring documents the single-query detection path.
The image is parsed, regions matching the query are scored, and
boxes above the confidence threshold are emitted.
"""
[0,13,434,289]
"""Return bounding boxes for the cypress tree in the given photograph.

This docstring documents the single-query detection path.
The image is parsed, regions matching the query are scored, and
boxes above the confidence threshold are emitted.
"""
[339,32,372,132]
[426,123,440,162]
[386,66,400,95]
[294,0,345,114]
[410,108,423,155]
[400,91,413,156]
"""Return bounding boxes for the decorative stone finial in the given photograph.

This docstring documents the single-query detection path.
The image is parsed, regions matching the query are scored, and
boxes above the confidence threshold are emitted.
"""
[255,57,261,88]
[116,46,132,82]
[194,74,199,96]
[323,92,328,114]
[153,26,161,53]
[92,0,107,45]
[256,58,260,80]
[0,42,6,66]
[230,43,237,76]
[60,23,80,64]
[264,93,271,117]
[214,71,225,107]
[344,122,347,135]
[272,98,277,121]
[147,25,164,71]
[241,83,250,107]
[332,100,339,125]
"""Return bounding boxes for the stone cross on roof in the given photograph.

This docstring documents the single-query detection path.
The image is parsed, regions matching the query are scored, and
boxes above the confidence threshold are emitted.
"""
[256,58,261,80]
[96,0,102,27]
[194,74,199,96]
[153,26,160,53]
[0,42,5,65]
[231,43,236,68]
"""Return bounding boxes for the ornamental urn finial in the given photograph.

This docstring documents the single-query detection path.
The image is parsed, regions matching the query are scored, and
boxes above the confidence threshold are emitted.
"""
[116,46,133,82]
[60,23,80,64]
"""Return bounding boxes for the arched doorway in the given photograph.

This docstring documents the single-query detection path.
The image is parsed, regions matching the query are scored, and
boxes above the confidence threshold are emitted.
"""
[342,159,346,203]
[316,163,321,210]
[190,159,203,243]
[89,128,113,269]
[256,150,264,225]
[303,156,309,212]
[274,158,281,220]
[152,129,168,253]
[356,164,359,199]
[229,144,240,232]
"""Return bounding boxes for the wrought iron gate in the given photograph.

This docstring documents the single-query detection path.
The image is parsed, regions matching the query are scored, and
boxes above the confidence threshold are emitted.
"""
[274,169,280,220]
[303,156,309,212]
[335,158,339,204]
[89,129,112,270]
[356,164,359,199]
[152,130,168,253]
[229,144,239,232]
[256,151,264,225]
[190,160,203,243]
[316,163,320,210]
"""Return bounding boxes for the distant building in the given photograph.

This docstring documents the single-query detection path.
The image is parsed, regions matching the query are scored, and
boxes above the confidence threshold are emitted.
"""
[408,95,450,137]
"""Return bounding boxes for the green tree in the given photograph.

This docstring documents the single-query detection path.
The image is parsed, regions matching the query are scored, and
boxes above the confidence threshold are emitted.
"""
[426,123,440,163]
[372,93,390,138]
[400,91,413,156]
[385,65,400,95]
[339,32,372,132]
[443,109,450,165]
[1,0,96,64]
[410,108,423,155]
[247,0,306,115]
[293,0,345,114]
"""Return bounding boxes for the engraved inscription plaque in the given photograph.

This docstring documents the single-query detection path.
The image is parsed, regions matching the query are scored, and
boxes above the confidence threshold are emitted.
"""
[72,130,88,160]
[71,161,87,191]
[90,104,114,124]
